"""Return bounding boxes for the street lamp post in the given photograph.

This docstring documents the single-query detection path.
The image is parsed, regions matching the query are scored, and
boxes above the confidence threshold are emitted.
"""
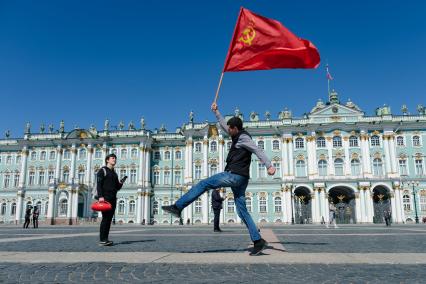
[291,192,295,225]
[406,181,420,224]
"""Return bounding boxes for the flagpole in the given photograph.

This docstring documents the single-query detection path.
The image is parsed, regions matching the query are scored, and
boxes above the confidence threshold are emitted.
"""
[213,72,224,104]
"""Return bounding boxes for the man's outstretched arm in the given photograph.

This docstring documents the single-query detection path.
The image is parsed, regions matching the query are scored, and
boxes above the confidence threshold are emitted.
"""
[211,102,229,133]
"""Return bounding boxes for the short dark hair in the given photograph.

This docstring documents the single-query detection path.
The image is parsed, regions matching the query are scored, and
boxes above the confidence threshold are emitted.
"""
[105,153,117,164]
[227,116,243,131]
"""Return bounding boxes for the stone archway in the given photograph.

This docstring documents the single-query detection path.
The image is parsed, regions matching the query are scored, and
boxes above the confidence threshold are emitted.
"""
[372,185,391,224]
[293,187,312,224]
[328,186,356,224]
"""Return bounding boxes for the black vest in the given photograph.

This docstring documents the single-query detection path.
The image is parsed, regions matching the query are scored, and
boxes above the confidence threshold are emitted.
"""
[225,130,252,178]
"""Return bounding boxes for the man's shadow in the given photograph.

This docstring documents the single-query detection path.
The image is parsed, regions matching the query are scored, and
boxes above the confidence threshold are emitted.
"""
[114,239,156,245]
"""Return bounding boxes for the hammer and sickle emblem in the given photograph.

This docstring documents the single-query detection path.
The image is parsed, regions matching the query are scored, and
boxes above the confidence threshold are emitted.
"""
[239,26,256,46]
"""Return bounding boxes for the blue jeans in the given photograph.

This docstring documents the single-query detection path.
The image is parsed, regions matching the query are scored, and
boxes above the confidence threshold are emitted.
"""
[175,172,261,242]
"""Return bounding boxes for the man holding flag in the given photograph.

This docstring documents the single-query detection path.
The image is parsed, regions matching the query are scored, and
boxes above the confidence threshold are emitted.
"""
[164,7,320,256]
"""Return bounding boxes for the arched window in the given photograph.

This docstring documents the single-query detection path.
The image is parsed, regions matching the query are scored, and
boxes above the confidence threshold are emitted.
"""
[153,171,160,185]
[1,203,6,215]
[63,170,69,183]
[210,141,217,152]
[316,137,326,148]
[272,140,280,150]
[195,198,202,213]
[334,158,344,176]
[130,169,137,184]
[257,140,265,150]
[63,150,71,160]
[318,160,328,176]
[131,148,138,158]
[95,148,102,159]
[175,150,182,160]
[118,200,125,214]
[351,159,361,176]
[111,148,117,155]
[227,198,235,213]
[333,136,342,148]
[259,196,267,213]
[164,171,170,185]
[349,136,359,147]
[245,197,252,212]
[153,201,159,215]
[59,199,68,216]
[373,158,383,176]
[49,151,56,160]
[415,159,424,176]
[210,164,217,176]
[420,192,426,212]
[396,136,404,146]
[295,138,304,149]
[79,149,87,160]
[413,135,421,147]
[195,142,202,152]
[31,151,37,161]
[164,151,171,160]
[399,159,407,175]
[274,197,282,213]
[194,165,202,180]
[295,160,306,177]
[11,203,16,215]
[403,193,411,211]
[371,135,380,147]
[40,151,47,161]
[121,149,127,159]
[129,200,136,214]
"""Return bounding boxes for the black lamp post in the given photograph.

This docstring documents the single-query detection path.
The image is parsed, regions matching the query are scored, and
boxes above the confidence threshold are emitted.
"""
[406,181,420,224]
[290,190,295,225]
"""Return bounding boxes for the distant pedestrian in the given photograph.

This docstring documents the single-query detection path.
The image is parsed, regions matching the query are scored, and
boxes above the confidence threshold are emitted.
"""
[186,218,190,225]
[211,188,225,232]
[384,210,392,227]
[23,206,32,228]
[32,206,39,228]
[326,203,338,229]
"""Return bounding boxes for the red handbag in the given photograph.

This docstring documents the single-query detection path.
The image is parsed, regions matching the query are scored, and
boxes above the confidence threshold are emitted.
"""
[91,201,112,212]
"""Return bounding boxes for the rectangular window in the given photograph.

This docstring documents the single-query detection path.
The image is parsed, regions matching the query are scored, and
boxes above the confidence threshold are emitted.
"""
[28,172,35,185]
[399,160,407,176]
[258,163,266,178]
[130,169,137,184]
[273,162,281,177]
[415,160,424,176]
[194,165,201,180]
[14,174,20,187]
[4,174,10,188]
[174,171,181,185]
[48,171,54,183]
[38,171,45,185]
[164,171,170,185]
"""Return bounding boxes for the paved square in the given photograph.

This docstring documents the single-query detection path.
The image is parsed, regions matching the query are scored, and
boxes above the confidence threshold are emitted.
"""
[1,224,426,283]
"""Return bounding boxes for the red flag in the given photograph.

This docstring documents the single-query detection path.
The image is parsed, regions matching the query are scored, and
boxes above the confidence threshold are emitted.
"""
[223,8,320,72]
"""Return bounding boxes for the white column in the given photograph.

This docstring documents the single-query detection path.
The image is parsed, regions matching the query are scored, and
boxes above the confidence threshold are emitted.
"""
[218,137,224,172]
[136,189,143,224]
[186,138,193,182]
[281,189,286,222]
[85,144,93,185]
[282,138,289,177]
[19,147,28,188]
[144,190,150,223]
[287,139,294,176]
[383,136,392,175]
[70,144,77,182]
[394,188,403,223]
[102,143,108,165]
[359,188,366,223]
[144,148,151,188]
[307,135,316,176]
[202,192,209,223]
[285,188,292,223]
[138,144,145,186]
[361,134,371,175]
[67,190,73,220]
[47,185,56,225]
[343,137,351,175]
[355,191,362,223]
[391,191,397,223]
[202,136,208,178]
[311,190,317,223]
[324,191,330,223]
[326,138,334,176]
[398,189,406,222]
[55,145,62,181]
[366,189,374,222]
[71,187,78,223]
[389,136,398,174]
[15,190,24,224]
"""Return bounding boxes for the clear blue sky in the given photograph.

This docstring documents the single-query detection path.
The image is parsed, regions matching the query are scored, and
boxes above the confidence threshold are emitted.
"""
[1,1,425,137]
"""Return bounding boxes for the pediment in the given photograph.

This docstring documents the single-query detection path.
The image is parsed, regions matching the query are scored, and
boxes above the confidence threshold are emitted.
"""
[310,104,363,117]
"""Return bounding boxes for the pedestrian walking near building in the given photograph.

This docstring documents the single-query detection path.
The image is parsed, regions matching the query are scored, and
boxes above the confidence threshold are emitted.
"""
[212,188,226,232]
[32,206,39,228]
[163,102,276,256]
[96,153,127,246]
[23,206,32,229]
[326,202,338,229]
[384,210,392,227]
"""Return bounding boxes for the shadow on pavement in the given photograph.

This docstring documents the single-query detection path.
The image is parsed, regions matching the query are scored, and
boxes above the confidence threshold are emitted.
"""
[114,239,156,245]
